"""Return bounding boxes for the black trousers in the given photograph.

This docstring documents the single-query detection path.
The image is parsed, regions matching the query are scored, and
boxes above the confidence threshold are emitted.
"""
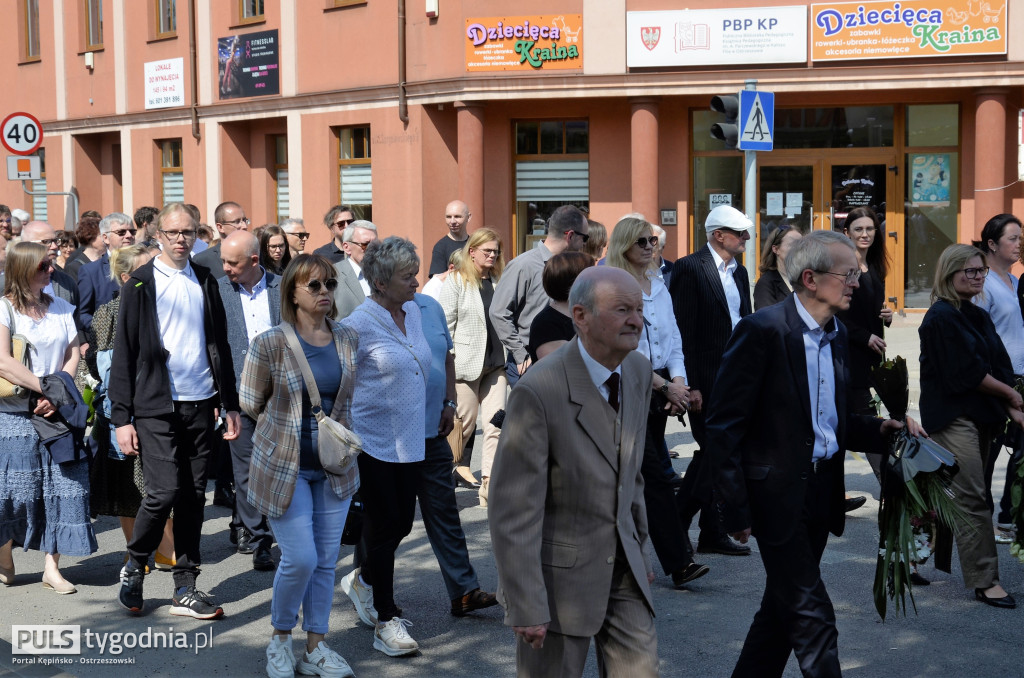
[732,457,841,678]
[228,414,272,548]
[128,398,217,589]
[675,408,724,543]
[641,410,694,576]
[357,453,422,621]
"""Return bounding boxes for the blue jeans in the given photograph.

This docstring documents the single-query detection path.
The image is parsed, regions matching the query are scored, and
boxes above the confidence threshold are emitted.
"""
[268,468,351,634]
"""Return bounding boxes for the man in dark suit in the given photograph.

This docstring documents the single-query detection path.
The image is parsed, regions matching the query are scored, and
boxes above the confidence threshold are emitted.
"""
[313,204,355,263]
[668,205,753,556]
[707,231,921,678]
[78,212,137,330]
[192,201,249,278]
[490,266,658,678]
[331,220,379,319]
[216,231,281,571]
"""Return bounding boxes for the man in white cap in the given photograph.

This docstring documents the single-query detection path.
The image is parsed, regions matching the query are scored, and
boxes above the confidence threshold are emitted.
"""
[667,204,754,557]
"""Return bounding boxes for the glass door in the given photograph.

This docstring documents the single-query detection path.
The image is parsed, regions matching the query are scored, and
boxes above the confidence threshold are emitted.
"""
[756,157,826,275]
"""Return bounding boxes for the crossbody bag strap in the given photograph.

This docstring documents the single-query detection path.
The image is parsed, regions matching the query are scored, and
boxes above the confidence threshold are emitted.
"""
[280,323,324,413]
[2,297,18,337]
[355,307,428,385]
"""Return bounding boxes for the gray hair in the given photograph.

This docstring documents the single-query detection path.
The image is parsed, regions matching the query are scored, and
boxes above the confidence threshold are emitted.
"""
[786,230,856,290]
[567,270,598,315]
[279,217,304,232]
[99,212,132,234]
[362,236,419,294]
[652,224,666,248]
[342,219,378,243]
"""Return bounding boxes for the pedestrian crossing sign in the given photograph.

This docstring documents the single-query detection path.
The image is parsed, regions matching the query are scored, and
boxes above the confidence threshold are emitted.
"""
[738,90,774,152]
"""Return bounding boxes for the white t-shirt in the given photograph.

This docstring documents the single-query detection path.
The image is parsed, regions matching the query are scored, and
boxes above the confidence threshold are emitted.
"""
[0,296,77,412]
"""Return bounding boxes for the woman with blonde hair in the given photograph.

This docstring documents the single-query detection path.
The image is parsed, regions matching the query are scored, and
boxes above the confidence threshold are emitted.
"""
[439,227,507,505]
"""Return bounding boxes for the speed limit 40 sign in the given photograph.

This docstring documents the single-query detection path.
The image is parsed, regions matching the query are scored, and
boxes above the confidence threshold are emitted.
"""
[1,112,44,156]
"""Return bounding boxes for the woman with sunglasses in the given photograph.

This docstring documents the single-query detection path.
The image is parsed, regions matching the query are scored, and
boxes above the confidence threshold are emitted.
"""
[439,228,507,504]
[259,225,292,276]
[919,244,1023,609]
[240,254,359,677]
[606,217,708,589]
[0,242,97,593]
[754,225,803,311]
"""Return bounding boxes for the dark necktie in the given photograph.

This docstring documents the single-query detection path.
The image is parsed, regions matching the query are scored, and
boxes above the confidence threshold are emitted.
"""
[605,373,620,413]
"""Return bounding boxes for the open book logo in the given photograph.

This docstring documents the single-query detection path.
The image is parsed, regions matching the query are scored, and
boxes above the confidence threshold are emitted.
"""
[640,27,661,51]
[675,22,709,51]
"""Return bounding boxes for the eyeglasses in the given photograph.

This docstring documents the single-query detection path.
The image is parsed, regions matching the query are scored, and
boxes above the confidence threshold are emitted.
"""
[34,238,60,246]
[286,232,310,240]
[333,218,353,228]
[815,269,861,285]
[477,248,501,257]
[37,259,54,272]
[569,230,590,243]
[110,228,138,237]
[960,266,990,279]
[267,243,286,250]
[159,229,198,241]
[301,278,338,294]
[348,240,373,251]
[635,236,659,249]
[220,217,250,227]
[0,218,11,225]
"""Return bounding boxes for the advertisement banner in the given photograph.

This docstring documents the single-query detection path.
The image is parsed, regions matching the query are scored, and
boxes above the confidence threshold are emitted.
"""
[626,6,807,68]
[144,58,185,110]
[910,154,951,206]
[465,15,582,72]
[811,0,1006,62]
[218,29,280,99]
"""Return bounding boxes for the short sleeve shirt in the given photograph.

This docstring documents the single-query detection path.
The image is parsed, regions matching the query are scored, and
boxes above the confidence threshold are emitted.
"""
[0,296,77,412]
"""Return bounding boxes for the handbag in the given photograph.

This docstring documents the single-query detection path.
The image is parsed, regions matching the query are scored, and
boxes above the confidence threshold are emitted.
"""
[447,413,465,463]
[0,297,33,399]
[280,323,362,475]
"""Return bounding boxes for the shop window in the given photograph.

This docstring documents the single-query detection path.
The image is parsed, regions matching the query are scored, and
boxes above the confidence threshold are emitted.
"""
[274,135,289,223]
[337,126,372,221]
[239,0,264,24]
[160,139,184,205]
[84,0,103,51]
[32,148,47,222]
[906,104,958,147]
[23,0,40,61]
[692,156,743,252]
[155,0,176,38]
[514,120,589,254]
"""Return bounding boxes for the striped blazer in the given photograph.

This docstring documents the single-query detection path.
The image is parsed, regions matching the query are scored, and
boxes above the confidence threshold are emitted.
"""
[439,272,490,382]
[239,320,359,518]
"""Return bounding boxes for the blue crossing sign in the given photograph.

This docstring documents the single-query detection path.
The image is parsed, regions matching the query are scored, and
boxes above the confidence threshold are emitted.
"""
[738,90,774,152]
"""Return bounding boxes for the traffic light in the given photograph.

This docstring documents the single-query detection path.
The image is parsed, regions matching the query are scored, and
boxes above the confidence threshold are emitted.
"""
[710,95,739,150]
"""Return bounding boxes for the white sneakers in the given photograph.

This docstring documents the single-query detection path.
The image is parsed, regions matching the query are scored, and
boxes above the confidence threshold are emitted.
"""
[373,618,418,657]
[340,568,378,626]
[267,637,355,678]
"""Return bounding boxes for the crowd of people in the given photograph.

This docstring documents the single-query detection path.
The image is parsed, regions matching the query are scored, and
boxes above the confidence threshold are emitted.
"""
[0,197,1021,678]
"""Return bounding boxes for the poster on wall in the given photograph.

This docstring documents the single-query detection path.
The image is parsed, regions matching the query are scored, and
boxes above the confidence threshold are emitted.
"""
[465,16,582,72]
[218,29,280,99]
[811,0,1006,62]
[144,57,185,110]
[910,154,951,206]
[626,6,807,68]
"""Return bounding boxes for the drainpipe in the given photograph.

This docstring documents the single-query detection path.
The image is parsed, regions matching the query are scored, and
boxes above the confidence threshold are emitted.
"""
[397,0,408,125]
[189,0,201,142]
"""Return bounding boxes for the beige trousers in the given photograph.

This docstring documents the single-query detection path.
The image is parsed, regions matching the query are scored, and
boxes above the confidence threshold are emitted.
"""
[930,417,1001,590]
[454,366,508,478]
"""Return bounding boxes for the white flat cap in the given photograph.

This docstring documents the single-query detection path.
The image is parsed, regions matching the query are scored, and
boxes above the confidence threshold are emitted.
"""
[704,205,753,234]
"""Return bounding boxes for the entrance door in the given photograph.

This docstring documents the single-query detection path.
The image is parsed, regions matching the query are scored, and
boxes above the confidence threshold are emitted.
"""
[756,153,903,309]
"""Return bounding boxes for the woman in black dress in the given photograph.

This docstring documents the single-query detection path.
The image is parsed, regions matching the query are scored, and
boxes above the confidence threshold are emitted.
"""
[526,251,593,363]
[753,225,802,310]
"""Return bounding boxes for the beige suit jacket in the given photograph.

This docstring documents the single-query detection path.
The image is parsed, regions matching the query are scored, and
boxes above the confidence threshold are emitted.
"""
[333,258,367,320]
[489,338,654,637]
[439,272,489,382]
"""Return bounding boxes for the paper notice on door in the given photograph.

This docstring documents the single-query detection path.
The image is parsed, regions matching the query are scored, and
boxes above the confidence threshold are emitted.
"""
[785,193,802,210]
[766,192,783,216]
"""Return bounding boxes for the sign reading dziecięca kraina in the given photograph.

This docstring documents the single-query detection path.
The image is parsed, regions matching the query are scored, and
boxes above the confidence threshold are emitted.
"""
[811,0,1007,61]
[465,16,582,72]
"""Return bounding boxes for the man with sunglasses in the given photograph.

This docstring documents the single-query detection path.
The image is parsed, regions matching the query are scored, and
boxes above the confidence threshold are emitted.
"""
[77,212,137,330]
[216,231,281,572]
[21,220,84,342]
[280,217,309,258]
[109,202,240,620]
[193,201,249,279]
[428,200,472,278]
[332,219,379,319]
[490,205,589,387]
[314,204,356,263]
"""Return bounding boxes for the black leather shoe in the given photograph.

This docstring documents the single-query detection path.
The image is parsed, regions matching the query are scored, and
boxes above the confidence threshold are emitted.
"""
[453,467,481,489]
[910,571,930,586]
[975,588,1017,609]
[844,496,867,513]
[451,588,498,616]
[213,485,235,509]
[235,527,255,555]
[696,536,751,556]
[672,562,710,588]
[252,545,275,571]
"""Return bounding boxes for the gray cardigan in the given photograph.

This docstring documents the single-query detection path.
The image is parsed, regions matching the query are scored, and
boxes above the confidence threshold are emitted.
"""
[216,270,282,383]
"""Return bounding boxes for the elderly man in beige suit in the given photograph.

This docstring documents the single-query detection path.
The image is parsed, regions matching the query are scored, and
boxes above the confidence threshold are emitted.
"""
[489,266,659,678]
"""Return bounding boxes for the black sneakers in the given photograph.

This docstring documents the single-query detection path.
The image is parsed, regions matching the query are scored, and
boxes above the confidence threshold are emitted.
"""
[118,562,145,614]
[170,586,224,619]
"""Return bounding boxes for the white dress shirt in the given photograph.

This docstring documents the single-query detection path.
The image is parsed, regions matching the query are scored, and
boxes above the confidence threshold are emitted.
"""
[639,276,687,380]
[794,295,840,462]
[238,268,274,344]
[152,257,215,401]
[348,258,371,296]
[578,339,621,402]
[708,244,742,329]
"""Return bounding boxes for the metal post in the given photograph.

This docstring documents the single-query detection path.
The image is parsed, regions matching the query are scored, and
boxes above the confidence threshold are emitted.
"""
[743,79,757,282]
[21,180,78,227]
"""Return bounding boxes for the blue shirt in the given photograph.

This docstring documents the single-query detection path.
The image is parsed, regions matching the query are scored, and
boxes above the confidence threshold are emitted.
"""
[296,332,341,470]
[416,293,454,439]
[794,295,840,462]
[976,273,1024,375]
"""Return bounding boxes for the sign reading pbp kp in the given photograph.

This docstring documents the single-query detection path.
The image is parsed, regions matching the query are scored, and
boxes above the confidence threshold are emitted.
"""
[2,112,44,156]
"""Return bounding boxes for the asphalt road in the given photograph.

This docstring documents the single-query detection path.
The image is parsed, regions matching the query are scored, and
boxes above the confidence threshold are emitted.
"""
[2,316,1021,677]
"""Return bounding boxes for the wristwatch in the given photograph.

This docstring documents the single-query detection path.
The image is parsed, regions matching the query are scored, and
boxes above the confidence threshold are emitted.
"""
[659,382,670,395]
[443,399,458,410]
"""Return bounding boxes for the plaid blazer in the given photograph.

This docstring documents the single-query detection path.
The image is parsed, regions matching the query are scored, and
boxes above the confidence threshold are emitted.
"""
[239,320,359,518]
[440,272,490,382]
